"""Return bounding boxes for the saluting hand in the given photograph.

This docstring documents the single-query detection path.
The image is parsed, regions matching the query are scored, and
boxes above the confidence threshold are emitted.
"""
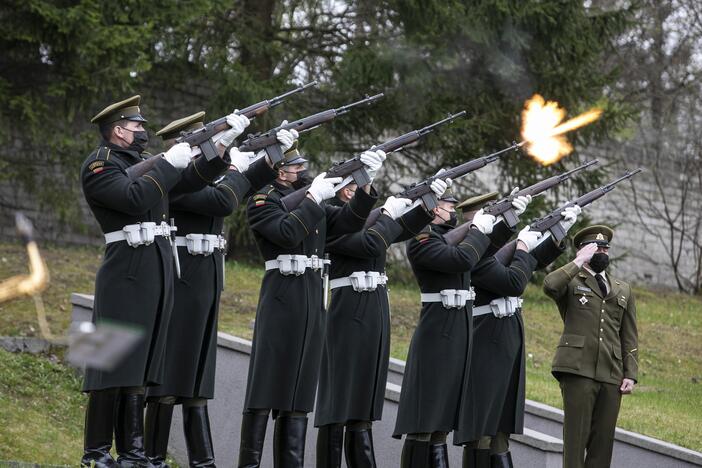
[573,242,597,268]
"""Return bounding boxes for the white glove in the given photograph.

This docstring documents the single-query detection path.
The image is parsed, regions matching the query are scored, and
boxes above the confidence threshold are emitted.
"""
[509,188,532,215]
[574,242,598,267]
[558,205,582,233]
[430,178,452,198]
[163,143,191,169]
[307,172,343,204]
[229,147,255,172]
[517,226,542,252]
[471,208,496,235]
[359,149,387,182]
[381,196,413,220]
[276,121,299,152]
[219,111,251,148]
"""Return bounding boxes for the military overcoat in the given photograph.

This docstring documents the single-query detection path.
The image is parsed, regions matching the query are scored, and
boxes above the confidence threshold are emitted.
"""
[80,141,227,391]
[147,157,276,400]
[315,204,433,427]
[244,182,377,413]
[393,223,490,438]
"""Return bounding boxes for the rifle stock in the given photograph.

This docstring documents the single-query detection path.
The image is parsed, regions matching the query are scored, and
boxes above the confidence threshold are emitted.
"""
[443,221,474,246]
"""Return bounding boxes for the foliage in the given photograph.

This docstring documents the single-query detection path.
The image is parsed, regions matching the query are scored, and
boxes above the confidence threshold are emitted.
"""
[0,0,636,241]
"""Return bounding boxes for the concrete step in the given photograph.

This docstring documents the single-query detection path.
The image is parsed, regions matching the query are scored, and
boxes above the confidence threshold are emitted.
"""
[70,294,702,467]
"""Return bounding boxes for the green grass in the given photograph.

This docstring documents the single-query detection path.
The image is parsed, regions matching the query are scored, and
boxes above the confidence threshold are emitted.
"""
[0,241,701,454]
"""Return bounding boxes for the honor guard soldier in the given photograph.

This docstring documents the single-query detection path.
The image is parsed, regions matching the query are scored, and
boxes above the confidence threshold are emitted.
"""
[80,96,232,467]
[392,190,497,468]
[314,176,450,468]
[142,111,295,467]
[453,194,581,468]
[543,225,638,468]
[237,145,385,468]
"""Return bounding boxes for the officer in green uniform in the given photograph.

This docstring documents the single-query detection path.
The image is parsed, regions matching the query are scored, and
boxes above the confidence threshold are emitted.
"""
[143,112,293,467]
[543,225,638,468]
[80,96,230,467]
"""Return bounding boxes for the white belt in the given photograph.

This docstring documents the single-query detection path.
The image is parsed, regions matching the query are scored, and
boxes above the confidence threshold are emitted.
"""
[330,271,388,292]
[104,222,175,247]
[264,254,330,276]
[175,234,226,256]
[473,296,523,318]
[420,288,475,309]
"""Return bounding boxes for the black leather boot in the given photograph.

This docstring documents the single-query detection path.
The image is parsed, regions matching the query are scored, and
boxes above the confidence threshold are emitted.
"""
[316,424,344,468]
[272,414,308,468]
[81,388,119,468]
[114,390,153,467]
[183,403,216,467]
[237,411,269,468]
[463,447,491,468]
[400,439,429,468]
[144,401,174,468]
[343,427,376,468]
[490,451,513,468]
[429,443,449,468]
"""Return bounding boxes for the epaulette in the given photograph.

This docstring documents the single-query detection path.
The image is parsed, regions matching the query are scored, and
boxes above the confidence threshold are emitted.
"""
[93,146,112,161]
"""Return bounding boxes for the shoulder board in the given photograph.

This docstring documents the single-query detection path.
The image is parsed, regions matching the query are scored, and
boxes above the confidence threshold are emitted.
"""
[93,146,113,161]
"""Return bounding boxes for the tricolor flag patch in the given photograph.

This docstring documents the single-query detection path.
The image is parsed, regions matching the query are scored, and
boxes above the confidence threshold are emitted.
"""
[88,160,105,174]
[253,193,268,207]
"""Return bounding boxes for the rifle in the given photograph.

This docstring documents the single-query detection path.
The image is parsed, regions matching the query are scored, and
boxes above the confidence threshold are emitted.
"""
[279,111,467,211]
[363,140,522,228]
[492,168,643,265]
[483,160,599,229]
[125,81,318,179]
[237,93,384,167]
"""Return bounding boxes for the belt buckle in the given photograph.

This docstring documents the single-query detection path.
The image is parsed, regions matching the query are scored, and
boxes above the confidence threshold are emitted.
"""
[349,271,366,292]
[186,233,204,255]
[365,271,380,291]
[122,224,142,247]
[439,289,458,308]
[309,255,322,271]
[202,234,219,256]
[139,222,157,245]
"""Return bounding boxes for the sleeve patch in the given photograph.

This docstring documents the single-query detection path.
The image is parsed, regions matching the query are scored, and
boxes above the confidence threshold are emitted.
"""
[416,233,430,243]
[88,160,105,173]
[253,193,268,206]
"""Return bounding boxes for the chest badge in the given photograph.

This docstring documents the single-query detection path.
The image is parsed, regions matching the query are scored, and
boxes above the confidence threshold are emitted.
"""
[579,295,589,305]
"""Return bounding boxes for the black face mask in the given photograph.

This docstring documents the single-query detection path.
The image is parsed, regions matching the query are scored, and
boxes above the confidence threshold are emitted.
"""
[446,212,458,227]
[589,252,610,273]
[291,170,311,190]
[119,127,149,153]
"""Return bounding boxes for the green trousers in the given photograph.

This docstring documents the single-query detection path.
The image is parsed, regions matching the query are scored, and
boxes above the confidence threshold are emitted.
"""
[559,374,622,468]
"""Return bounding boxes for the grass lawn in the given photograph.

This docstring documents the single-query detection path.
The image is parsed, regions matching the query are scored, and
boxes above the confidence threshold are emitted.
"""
[0,241,700,459]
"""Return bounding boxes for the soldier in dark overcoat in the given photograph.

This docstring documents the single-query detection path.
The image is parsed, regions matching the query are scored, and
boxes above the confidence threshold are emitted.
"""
[236,148,385,468]
[392,194,497,468]
[315,179,451,468]
[543,225,638,468]
[80,96,230,467]
[454,195,581,468]
[142,112,295,467]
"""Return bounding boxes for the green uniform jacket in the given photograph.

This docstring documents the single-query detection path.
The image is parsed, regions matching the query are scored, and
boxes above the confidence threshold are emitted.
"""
[543,262,639,385]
